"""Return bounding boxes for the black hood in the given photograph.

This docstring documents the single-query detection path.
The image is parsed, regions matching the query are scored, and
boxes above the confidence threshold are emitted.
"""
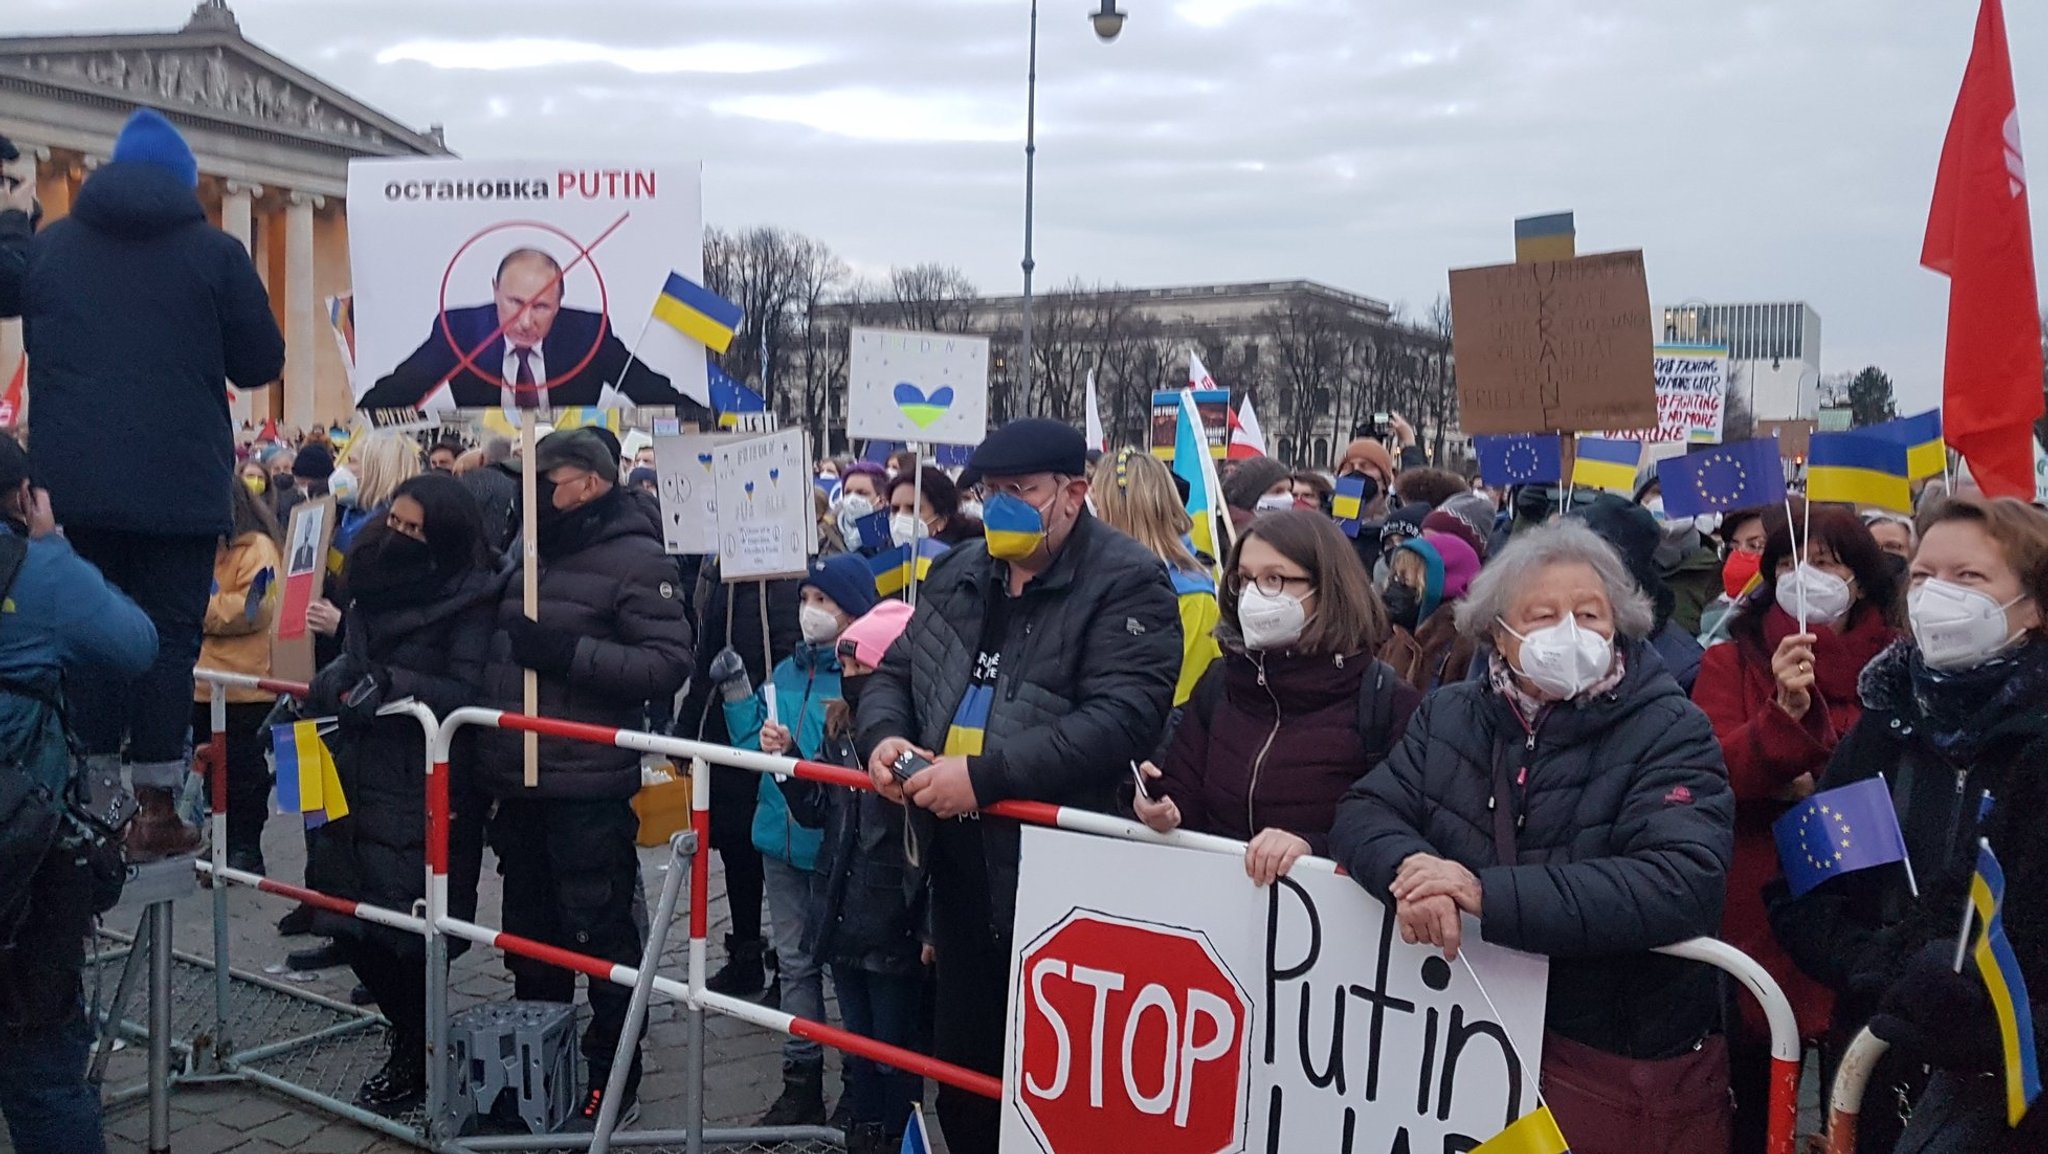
[69,161,205,239]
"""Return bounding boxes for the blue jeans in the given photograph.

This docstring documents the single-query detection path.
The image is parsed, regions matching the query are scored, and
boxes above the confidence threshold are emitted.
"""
[64,529,214,790]
[0,1009,106,1154]
[762,857,823,1067]
[833,965,925,1132]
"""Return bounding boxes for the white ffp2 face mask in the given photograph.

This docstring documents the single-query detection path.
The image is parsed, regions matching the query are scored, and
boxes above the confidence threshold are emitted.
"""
[1237,586,1308,651]
[1909,579,2024,670]
[1255,493,1296,513]
[799,605,842,646]
[1501,615,1614,700]
[890,513,927,547]
[1778,563,1854,627]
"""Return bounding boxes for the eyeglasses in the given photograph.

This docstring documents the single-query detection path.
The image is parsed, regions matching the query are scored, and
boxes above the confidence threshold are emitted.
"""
[1228,571,1313,597]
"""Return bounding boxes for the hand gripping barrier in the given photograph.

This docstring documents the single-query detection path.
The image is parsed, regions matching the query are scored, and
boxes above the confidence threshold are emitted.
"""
[184,669,1803,1153]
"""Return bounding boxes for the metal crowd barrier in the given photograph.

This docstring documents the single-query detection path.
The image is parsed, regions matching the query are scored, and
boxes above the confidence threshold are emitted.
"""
[171,669,1806,1153]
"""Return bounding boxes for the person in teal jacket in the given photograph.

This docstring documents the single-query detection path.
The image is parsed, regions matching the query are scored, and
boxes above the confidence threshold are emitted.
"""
[722,551,876,1127]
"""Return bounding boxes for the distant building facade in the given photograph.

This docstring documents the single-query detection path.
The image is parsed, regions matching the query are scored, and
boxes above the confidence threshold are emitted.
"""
[1662,301,1823,423]
[0,0,450,430]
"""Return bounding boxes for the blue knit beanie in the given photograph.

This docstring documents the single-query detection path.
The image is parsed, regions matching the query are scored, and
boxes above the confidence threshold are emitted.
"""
[803,553,879,620]
[112,109,199,189]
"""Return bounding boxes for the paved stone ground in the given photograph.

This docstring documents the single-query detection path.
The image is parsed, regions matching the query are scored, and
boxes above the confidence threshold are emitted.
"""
[0,811,931,1154]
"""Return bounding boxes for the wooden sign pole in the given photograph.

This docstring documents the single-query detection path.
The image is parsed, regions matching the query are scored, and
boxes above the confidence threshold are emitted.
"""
[521,409,541,788]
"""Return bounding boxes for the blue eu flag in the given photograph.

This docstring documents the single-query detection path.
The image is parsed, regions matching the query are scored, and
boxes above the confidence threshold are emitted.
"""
[1474,434,1564,487]
[1656,438,1788,518]
[1772,777,1910,898]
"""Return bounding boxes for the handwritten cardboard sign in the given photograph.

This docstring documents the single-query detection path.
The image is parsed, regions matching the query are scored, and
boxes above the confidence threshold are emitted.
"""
[1449,250,1658,435]
[1005,827,1549,1154]
[653,431,738,555]
[714,428,811,581]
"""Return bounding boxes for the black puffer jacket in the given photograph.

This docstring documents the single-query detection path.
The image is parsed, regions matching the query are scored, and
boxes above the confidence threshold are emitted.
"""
[477,491,694,799]
[305,565,495,956]
[1769,641,2048,1073]
[858,511,1181,933]
[1331,641,1735,1060]
[786,722,927,978]
[13,162,282,536]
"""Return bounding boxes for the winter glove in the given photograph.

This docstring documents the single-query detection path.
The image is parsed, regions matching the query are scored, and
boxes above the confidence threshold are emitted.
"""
[508,618,580,677]
[307,654,367,714]
[1867,941,2002,1074]
[708,647,754,703]
[335,666,391,731]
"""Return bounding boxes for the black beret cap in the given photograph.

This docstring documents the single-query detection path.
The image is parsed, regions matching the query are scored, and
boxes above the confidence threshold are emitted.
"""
[959,418,1086,488]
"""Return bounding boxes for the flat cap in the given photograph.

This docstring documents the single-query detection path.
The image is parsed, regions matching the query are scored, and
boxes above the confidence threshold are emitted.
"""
[959,418,1086,488]
[534,428,620,484]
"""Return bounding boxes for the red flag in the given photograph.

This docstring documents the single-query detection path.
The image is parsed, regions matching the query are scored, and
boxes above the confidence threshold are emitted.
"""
[258,417,280,444]
[0,355,23,427]
[1921,0,2043,501]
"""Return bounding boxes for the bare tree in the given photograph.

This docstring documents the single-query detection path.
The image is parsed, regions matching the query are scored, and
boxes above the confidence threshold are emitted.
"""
[1262,296,1347,465]
[886,264,979,333]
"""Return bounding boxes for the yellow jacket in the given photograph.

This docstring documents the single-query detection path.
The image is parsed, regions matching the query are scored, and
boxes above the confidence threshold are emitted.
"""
[194,532,281,704]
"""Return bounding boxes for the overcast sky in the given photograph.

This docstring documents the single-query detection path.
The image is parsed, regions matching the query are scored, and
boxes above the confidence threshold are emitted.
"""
[19,0,2048,408]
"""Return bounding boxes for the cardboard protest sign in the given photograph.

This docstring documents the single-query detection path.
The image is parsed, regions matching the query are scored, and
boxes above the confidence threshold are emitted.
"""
[654,431,738,555]
[345,159,713,426]
[714,429,811,581]
[847,328,990,447]
[1005,828,1549,1154]
[1595,345,1729,444]
[1149,389,1229,462]
[271,496,335,684]
[1449,250,1657,434]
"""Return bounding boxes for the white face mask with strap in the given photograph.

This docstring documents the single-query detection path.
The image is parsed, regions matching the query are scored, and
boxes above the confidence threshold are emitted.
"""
[1238,586,1308,651]
[1909,579,2025,670]
[1500,615,1613,699]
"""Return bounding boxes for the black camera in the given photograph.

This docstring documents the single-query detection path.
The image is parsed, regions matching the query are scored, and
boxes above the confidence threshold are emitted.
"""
[890,748,933,784]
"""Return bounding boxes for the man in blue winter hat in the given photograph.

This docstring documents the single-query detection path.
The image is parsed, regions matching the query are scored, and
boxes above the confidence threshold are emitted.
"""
[0,107,284,858]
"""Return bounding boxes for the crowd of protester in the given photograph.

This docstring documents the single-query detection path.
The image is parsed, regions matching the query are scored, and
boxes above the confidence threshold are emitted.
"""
[3,112,2045,1154]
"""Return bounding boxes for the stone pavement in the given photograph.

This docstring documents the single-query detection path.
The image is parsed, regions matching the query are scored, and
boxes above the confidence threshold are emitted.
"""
[0,809,951,1154]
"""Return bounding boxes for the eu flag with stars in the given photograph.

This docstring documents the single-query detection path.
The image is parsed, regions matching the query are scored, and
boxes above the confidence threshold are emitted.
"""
[1772,777,1910,898]
[1474,434,1564,487]
[1656,438,1788,519]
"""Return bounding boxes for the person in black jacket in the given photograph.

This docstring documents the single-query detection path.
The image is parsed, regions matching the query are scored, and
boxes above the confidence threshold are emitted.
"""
[1769,496,2048,1154]
[2,109,284,860]
[1330,519,1734,1154]
[301,474,496,1114]
[456,436,520,554]
[477,428,693,1131]
[859,419,1181,1154]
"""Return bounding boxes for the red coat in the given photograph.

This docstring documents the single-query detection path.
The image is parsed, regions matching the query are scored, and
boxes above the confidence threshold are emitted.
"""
[1691,603,1898,1039]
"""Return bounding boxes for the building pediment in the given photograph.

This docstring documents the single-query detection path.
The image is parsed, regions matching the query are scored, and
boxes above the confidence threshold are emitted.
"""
[0,5,446,157]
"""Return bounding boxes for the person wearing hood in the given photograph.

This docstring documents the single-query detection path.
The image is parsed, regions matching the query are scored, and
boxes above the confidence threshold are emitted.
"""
[721,553,877,1128]
[1688,501,1901,1151]
[1136,510,1420,883]
[1220,456,1294,532]
[1570,494,1707,694]
[1768,497,2048,1153]
[1490,483,1559,557]
[3,109,284,861]
[1372,502,1432,590]
[1331,520,1735,1154]
[1637,474,1723,636]
[300,474,497,1115]
[190,478,283,874]
[1380,528,1482,691]
[477,428,695,1130]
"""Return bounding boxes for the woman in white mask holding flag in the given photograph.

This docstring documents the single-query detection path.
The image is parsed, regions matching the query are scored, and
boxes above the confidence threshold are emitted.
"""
[1769,496,2048,1153]
[1331,519,1736,1154]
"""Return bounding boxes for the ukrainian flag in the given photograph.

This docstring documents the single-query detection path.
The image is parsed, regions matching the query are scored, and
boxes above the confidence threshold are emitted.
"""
[1173,390,1227,576]
[942,684,994,757]
[1865,410,1945,481]
[1473,1104,1571,1154]
[271,720,348,830]
[1571,437,1641,496]
[1970,840,2042,1126]
[870,539,949,598]
[1806,432,1912,513]
[651,272,744,354]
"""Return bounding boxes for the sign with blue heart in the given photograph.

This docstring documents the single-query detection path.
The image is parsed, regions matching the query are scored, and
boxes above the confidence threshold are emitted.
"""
[848,327,990,447]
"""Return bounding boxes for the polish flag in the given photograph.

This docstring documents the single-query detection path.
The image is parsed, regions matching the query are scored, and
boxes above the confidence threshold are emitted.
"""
[1921,0,2043,500]
[1228,396,1268,459]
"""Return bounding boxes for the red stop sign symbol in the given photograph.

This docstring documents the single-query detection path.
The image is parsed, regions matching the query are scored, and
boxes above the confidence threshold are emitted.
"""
[1012,910,1253,1154]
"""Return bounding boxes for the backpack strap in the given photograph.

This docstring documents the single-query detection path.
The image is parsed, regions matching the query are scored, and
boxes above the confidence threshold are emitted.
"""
[1187,664,1225,733]
[1354,658,1399,766]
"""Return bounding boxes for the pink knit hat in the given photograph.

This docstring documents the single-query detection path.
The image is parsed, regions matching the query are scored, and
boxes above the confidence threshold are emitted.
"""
[837,600,914,670]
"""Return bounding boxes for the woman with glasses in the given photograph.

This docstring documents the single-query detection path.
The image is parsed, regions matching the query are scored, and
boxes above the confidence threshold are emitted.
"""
[300,472,498,1114]
[1134,509,1418,885]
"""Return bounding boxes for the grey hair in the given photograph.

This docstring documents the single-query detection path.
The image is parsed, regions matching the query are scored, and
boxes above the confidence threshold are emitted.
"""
[1454,519,1656,642]
[479,436,515,465]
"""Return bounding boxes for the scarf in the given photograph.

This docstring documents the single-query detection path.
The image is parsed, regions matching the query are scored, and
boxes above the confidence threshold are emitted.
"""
[346,532,445,612]
[1486,645,1629,726]
[1860,636,2048,760]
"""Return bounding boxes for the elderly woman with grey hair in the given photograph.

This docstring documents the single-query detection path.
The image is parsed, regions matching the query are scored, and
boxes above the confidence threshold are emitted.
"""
[1330,520,1735,1154]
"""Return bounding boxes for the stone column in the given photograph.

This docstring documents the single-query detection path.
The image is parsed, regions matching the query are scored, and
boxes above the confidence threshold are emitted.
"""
[284,191,323,432]
[222,182,264,427]
[0,146,47,419]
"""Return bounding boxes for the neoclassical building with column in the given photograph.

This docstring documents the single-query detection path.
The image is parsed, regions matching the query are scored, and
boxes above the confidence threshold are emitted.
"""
[0,0,449,430]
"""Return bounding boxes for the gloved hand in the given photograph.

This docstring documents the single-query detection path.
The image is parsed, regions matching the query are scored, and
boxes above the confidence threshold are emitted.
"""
[307,654,367,713]
[335,666,391,731]
[707,647,753,703]
[1867,941,2002,1074]
[508,617,579,677]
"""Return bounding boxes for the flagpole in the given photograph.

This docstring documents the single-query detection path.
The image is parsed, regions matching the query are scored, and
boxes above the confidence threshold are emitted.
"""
[611,312,656,395]
[908,444,925,609]
[1457,952,1547,1111]
[1953,838,1985,973]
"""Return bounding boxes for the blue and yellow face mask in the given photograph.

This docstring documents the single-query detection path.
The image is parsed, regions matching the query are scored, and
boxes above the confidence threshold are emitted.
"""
[983,491,1053,561]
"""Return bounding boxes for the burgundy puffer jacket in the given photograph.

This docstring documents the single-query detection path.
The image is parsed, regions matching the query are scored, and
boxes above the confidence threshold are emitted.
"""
[1155,648,1419,854]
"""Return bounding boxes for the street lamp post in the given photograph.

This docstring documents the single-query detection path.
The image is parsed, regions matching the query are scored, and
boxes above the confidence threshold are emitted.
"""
[1018,0,1125,398]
